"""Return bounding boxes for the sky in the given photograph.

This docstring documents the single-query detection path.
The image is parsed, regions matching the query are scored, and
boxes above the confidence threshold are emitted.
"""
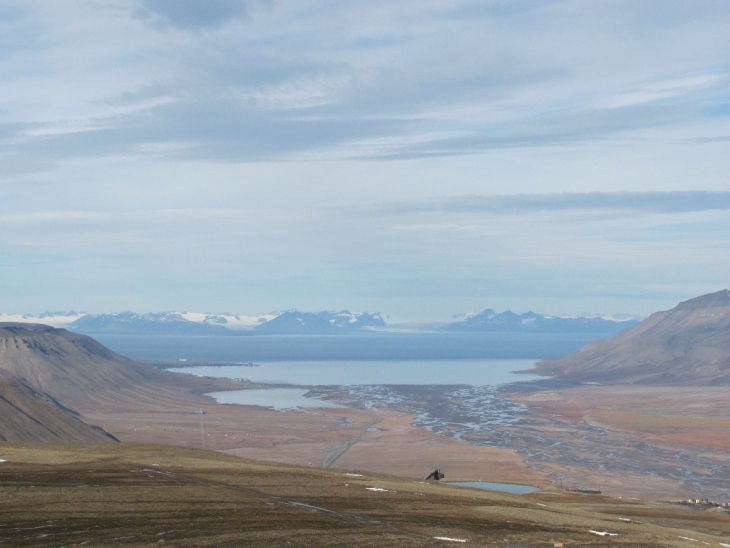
[1,0,730,322]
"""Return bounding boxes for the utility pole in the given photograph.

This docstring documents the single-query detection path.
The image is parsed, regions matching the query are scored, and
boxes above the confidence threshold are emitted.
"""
[199,409,205,449]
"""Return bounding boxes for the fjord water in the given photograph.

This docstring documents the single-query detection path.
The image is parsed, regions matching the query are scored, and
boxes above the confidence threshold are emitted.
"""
[90,332,592,408]
[168,359,541,386]
[89,330,600,387]
[93,331,603,362]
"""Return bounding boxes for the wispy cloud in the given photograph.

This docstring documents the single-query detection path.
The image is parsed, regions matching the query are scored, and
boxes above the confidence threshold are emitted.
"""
[2,1,730,172]
[366,191,730,215]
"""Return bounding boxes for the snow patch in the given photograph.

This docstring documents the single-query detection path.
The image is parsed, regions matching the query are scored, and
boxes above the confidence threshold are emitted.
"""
[0,312,85,327]
[178,312,276,329]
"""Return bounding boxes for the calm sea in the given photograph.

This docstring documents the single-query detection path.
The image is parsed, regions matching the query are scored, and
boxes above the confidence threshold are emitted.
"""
[91,332,596,409]
[92,331,602,362]
[168,359,541,386]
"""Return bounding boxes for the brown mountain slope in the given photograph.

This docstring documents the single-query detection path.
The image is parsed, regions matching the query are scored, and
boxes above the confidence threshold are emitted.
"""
[0,322,183,442]
[0,370,116,442]
[0,323,248,443]
[0,323,166,405]
[535,290,730,385]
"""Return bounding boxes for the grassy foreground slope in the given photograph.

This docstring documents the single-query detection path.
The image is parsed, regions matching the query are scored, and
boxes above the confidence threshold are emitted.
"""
[1,443,729,547]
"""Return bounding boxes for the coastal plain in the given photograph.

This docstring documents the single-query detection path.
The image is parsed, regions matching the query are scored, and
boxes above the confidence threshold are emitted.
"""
[78,372,730,501]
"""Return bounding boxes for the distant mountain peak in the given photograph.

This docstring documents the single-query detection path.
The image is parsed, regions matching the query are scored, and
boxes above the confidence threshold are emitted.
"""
[446,308,637,334]
[254,310,385,334]
[69,311,234,335]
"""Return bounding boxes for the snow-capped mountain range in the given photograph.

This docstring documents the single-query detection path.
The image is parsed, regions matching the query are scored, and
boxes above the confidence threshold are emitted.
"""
[0,308,637,335]
[447,309,639,334]
[0,310,385,335]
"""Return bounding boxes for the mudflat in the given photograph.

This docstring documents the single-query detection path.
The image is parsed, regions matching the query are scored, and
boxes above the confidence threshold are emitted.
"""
[504,384,730,499]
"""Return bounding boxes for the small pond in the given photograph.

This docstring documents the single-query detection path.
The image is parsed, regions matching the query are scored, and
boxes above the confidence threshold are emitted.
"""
[448,481,540,494]
[207,388,345,411]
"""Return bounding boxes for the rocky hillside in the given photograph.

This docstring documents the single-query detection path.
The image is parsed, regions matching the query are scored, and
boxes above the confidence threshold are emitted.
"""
[0,322,174,441]
[0,323,163,404]
[0,370,116,442]
[535,290,730,385]
[0,323,248,443]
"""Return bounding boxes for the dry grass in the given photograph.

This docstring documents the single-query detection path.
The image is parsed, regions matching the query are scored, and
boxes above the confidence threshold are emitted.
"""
[1,443,730,547]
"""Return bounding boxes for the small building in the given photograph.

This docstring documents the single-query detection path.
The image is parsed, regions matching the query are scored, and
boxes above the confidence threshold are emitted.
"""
[425,468,444,480]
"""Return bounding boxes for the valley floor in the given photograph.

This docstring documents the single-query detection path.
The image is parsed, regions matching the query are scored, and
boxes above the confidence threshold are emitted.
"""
[78,371,730,503]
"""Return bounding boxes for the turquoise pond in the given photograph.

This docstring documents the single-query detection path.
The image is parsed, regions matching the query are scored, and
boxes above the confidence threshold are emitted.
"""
[448,482,540,494]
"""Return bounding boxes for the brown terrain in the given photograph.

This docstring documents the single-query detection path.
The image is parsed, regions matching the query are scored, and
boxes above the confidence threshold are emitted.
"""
[0,322,545,485]
[0,369,115,442]
[2,443,730,547]
[491,291,730,499]
[2,289,730,546]
[500,384,730,499]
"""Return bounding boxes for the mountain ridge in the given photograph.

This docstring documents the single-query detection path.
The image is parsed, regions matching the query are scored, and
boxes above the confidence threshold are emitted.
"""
[0,322,168,404]
[0,322,250,442]
[254,310,386,333]
[1,308,638,335]
[446,309,638,334]
[535,290,730,385]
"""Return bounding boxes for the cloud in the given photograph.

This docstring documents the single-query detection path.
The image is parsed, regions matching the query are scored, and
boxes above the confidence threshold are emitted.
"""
[0,75,705,171]
[359,102,693,160]
[601,75,726,109]
[3,0,729,174]
[686,135,730,144]
[367,191,730,216]
[2,194,728,317]
[134,0,259,30]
